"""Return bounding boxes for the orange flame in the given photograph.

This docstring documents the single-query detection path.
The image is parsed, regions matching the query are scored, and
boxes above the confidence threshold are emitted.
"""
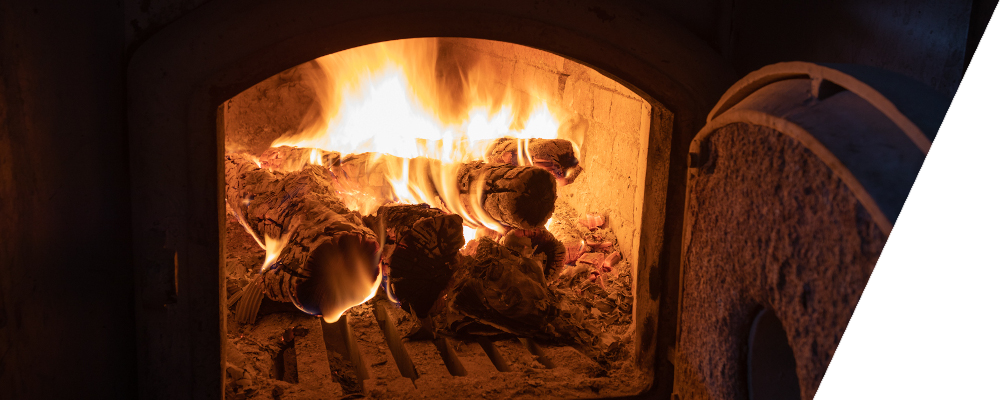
[273,39,574,233]
[269,39,579,308]
[273,39,563,160]
[262,233,290,272]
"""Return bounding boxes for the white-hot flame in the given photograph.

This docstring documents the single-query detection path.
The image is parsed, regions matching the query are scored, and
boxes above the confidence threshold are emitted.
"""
[462,225,478,246]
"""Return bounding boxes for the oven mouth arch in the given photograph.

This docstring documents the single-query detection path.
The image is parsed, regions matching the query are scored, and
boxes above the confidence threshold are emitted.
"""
[126,2,734,398]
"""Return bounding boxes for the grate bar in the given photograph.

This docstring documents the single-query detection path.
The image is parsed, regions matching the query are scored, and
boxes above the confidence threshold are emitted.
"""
[322,315,371,381]
[372,300,419,384]
[476,337,512,372]
[519,337,557,369]
[432,336,468,376]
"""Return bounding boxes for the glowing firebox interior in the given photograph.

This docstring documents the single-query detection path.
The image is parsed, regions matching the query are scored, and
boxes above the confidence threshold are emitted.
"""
[222,37,653,399]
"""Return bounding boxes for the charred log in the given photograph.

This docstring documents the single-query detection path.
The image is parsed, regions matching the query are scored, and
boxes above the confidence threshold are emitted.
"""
[453,161,557,229]
[332,152,558,230]
[445,238,551,337]
[249,147,559,230]
[363,203,465,318]
[437,238,618,363]
[259,145,341,171]
[224,153,380,323]
[485,137,582,185]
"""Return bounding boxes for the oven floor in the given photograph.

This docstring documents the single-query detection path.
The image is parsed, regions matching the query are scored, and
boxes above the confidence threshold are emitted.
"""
[225,308,646,399]
[223,202,646,399]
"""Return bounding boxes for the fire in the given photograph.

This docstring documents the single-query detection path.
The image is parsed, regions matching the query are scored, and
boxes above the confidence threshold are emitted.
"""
[272,38,571,232]
[273,39,563,161]
[265,38,578,315]
[462,225,478,246]
[261,233,290,272]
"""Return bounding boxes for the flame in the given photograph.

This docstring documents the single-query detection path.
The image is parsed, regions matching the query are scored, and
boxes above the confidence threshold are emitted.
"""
[309,149,319,165]
[273,39,563,161]
[309,236,383,323]
[269,39,580,311]
[262,233,290,272]
[324,272,381,323]
[271,39,572,233]
[462,225,478,246]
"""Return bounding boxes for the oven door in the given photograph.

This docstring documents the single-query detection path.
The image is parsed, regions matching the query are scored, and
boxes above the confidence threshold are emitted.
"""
[671,62,1000,400]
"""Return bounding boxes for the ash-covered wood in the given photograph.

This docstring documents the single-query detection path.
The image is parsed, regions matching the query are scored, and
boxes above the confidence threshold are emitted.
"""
[500,228,567,280]
[224,153,379,321]
[259,145,341,171]
[444,238,551,337]
[485,137,582,185]
[435,238,618,364]
[363,203,464,318]
[328,152,399,208]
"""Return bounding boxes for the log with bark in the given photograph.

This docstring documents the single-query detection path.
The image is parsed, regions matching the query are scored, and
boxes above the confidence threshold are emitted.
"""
[485,137,583,185]
[442,238,551,337]
[225,153,381,323]
[258,145,342,172]
[454,160,558,229]
[362,203,465,318]
[249,147,559,230]
[327,152,558,230]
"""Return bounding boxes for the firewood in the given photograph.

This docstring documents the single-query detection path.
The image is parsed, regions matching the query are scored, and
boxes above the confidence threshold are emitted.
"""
[446,238,552,336]
[224,153,380,323]
[259,145,341,171]
[452,161,557,230]
[330,152,558,230]
[363,203,464,318]
[249,146,559,230]
[434,238,620,364]
[485,137,583,185]
[500,228,567,280]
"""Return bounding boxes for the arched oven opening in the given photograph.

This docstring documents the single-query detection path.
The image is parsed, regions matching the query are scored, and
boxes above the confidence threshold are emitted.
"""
[125,2,950,400]
[220,38,669,399]
[126,3,722,392]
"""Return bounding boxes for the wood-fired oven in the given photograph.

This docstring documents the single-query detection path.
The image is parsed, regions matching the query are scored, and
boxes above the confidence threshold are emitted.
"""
[125,2,952,399]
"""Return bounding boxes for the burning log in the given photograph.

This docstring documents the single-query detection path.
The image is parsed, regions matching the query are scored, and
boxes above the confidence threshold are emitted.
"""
[445,238,551,336]
[363,203,465,318]
[485,137,582,185]
[332,152,558,230]
[248,146,559,230]
[453,161,558,230]
[224,153,380,323]
[258,145,341,171]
